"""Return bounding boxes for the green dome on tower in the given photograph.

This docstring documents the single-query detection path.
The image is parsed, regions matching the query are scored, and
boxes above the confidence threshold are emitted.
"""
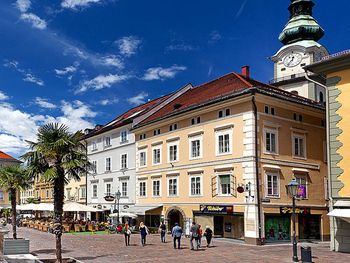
[279,0,325,45]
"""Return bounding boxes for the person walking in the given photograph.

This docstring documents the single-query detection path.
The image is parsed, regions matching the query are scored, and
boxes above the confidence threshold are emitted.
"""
[198,224,203,248]
[159,221,167,243]
[139,222,149,246]
[171,223,182,249]
[123,223,131,246]
[204,226,213,247]
[189,221,199,250]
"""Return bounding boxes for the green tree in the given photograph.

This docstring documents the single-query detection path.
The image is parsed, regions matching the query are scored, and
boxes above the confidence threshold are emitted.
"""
[26,197,38,204]
[0,165,31,239]
[22,123,89,263]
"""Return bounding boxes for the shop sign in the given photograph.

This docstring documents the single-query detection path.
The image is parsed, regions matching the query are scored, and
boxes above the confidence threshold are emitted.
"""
[200,205,233,214]
[280,207,310,214]
[296,185,306,199]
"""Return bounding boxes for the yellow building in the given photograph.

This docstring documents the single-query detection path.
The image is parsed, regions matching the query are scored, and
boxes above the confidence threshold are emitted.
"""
[306,51,350,252]
[133,69,329,244]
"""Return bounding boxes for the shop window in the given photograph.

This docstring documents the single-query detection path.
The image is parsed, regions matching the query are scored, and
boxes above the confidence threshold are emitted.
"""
[298,215,321,240]
[266,173,279,197]
[265,216,291,241]
[139,181,146,197]
[152,180,161,197]
[190,176,202,196]
[168,177,178,196]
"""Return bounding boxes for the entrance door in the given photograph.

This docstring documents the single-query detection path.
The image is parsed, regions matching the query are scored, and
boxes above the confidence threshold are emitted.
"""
[214,216,224,237]
[167,209,183,230]
[299,215,321,240]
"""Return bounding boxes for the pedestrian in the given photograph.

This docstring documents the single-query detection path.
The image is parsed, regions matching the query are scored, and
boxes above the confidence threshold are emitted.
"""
[204,226,213,247]
[139,222,149,246]
[123,223,131,246]
[159,221,166,243]
[171,223,182,249]
[198,224,203,248]
[189,221,199,250]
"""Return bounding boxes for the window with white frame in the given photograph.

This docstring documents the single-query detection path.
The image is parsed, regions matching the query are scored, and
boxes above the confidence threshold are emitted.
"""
[139,151,147,167]
[120,130,128,143]
[152,180,161,197]
[266,172,279,197]
[80,186,86,199]
[92,161,97,174]
[92,141,97,151]
[105,136,111,147]
[295,175,308,199]
[190,176,202,196]
[153,129,161,136]
[121,154,128,169]
[218,174,231,195]
[191,117,201,125]
[264,128,278,154]
[293,134,306,158]
[216,130,232,155]
[218,108,231,118]
[121,181,128,197]
[168,177,178,196]
[152,146,161,165]
[139,181,146,197]
[168,142,179,162]
[169,123,178,131]
[105,157,111,171]
[105,183,111,196]
[189,136,202,159]
[92,185,98,198]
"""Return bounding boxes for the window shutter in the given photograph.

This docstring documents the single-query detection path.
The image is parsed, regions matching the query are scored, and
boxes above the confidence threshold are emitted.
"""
[211,175,218,197]
[230,174,237,197]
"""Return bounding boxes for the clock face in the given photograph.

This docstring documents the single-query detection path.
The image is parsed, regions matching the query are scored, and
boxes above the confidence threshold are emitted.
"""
[283,52,303,67]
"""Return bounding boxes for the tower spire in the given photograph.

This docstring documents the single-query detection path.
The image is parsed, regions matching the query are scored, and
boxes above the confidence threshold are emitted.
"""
[279,0,324,45]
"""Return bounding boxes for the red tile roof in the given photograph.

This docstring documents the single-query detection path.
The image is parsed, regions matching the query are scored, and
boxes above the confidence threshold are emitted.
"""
[0,151,19,161]
[139,72,323,126]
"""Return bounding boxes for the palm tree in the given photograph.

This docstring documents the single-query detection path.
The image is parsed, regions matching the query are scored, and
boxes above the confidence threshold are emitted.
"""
[22,123,89,263]
[0,165,31,239]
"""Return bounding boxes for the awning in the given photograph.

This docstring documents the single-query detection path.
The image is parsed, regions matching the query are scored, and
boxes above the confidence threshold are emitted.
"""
[263,164,281,170]
[292,168,309,173]
[109,212,137,218]
[334,200,350,207]
[123,205,162,216]
[328,209,350,224]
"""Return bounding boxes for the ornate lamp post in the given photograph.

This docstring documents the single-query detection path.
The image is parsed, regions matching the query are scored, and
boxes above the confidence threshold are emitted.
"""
[104,190,122,224]
[115,190,121,224]
[286,178,299,262]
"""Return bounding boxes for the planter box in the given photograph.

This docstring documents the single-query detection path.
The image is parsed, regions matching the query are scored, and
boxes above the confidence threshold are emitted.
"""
[4,238,30,255]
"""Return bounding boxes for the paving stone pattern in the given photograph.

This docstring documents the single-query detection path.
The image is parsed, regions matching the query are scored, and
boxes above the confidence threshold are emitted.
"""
[14,228,350,263]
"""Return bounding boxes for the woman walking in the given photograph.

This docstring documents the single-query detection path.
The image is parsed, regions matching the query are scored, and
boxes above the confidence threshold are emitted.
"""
[204,226,213,247]
[139,222,149,246]
[123,223,131,246]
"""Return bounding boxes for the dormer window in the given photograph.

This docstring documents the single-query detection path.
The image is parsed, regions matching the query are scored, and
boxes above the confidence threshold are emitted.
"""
[191,117,201,125]
[264,106,275,116]
[169,124,178,131]
[218,108,231,118]
[153,129,161,136]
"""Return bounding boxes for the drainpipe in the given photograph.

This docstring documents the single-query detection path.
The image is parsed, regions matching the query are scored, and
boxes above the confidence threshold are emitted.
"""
[252,93,262,244]
[84,139,88,206]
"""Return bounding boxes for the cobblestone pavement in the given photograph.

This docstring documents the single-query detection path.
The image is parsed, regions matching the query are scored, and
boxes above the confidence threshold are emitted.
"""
[13,228,350,263]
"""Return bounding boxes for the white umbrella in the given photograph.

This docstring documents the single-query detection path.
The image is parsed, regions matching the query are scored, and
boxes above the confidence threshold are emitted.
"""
[16,204,38,211]
[34,203,54,211]
[63,202,102,212]
[109,212,137,218]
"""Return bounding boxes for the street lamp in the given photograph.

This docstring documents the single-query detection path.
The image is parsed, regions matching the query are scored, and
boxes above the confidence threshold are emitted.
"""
[286,178,299,262]
[115,190,121,224]
[104,190,122,224]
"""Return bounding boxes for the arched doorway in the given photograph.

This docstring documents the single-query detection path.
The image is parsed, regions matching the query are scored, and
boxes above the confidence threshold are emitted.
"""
[165,207,185,230]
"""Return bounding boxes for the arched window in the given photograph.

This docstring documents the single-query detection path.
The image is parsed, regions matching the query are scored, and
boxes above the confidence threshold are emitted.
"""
[319,91,324,103]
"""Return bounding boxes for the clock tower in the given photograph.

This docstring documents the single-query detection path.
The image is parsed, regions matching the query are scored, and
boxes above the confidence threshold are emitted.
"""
[271,0,328,102]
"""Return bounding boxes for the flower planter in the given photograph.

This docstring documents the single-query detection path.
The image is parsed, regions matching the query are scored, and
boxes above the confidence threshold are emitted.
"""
[4,238,30,255]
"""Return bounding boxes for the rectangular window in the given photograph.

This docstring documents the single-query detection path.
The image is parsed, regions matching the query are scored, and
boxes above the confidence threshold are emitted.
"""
[120,130,128,143]
[92,141,97,151]
[266,173,279,197]
[191,117,201,125]
[121,154,128,169]
[219,175,231,195]
[122,182,128,197]
[153,180,160,197]
[293,135,305,158]
[169,144,178,162]
[295,175,308,199]
[105,157,111,171]
[169,124,178,131]
[139,133,146,140]
[105,136,111,147]
[190,176,201,196]
[92,161,97,174]
[191,139,201,158]
[139,151,147,167]
[139,181,146,197]
[92,185,97,198]
[265,129,277,154]
[218,134,231,154]
[168,178,178,196]
[153,129,161,136]
[153,147,161,165]
[106,183,111,196]
[218,109,231,118]
[66,189,71,199]
[80,186,86,199]
[46,189,49,198]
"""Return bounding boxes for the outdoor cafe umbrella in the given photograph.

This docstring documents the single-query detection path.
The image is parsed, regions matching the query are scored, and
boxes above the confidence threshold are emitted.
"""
[109,212,137,218]
[63,202,102,212]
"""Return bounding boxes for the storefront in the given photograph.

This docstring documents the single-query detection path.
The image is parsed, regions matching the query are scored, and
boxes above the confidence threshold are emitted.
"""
[265,214,291,242]
[298,214,321,240]
[193,204,244,240]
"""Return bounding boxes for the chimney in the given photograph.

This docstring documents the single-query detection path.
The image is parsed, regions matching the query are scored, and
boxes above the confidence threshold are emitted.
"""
[241,66,250,78]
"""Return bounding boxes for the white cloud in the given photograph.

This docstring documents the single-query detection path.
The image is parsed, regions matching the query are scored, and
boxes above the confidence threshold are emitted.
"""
[55,65,77,76]
[235,0,248,20]
[34,97,57,109]
[61,0,102,9]
[143,65,186,81]
[97,98,119,106]
[16,0,31,13]
[0,91,9,101]
[115,36,141,57]
[166,43,194,52]
[127,92,148,106]
[0,100,96,156]
[101,55,124,69]
[23,73,44,86]
[77,73,130,93]
[209,30,222,44]
[20,13,47,30]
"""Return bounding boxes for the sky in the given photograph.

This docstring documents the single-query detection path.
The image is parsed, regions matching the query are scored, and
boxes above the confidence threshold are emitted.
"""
[0,0,349,157]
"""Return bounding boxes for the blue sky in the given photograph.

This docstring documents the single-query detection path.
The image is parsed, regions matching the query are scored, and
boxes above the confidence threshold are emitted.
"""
[0,0,349,156]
